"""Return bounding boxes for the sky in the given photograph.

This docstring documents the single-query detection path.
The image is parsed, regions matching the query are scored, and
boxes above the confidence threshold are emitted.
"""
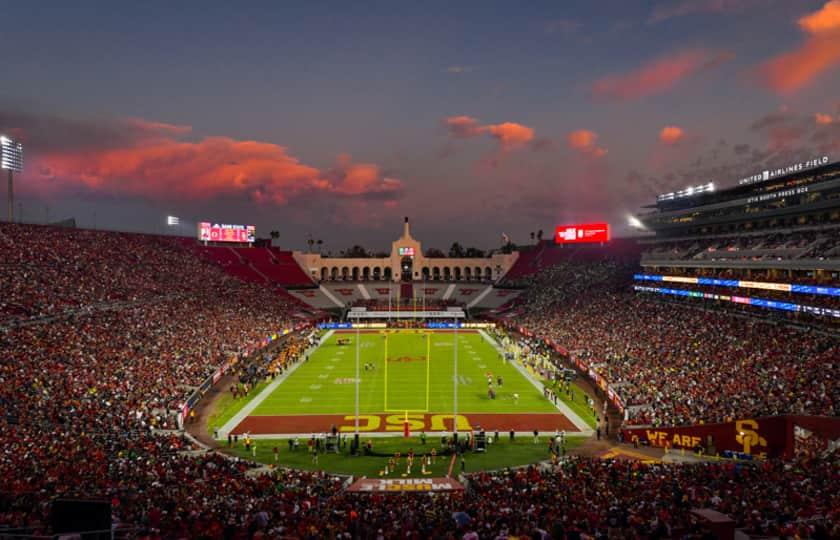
[1,0,839,252]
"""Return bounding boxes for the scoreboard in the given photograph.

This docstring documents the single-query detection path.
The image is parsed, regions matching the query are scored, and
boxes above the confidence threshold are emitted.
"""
[554,222,610,244]
[198,222,256,243]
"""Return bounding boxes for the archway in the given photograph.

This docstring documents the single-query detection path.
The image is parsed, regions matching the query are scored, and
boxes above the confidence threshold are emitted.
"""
[400,256,413,282]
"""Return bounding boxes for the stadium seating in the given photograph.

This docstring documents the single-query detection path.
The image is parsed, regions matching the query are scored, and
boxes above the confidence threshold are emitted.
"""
[2,222,838,538]
[508,260,839,427]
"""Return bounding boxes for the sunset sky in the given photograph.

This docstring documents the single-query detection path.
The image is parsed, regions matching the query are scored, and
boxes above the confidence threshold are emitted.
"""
[1,0,839,251]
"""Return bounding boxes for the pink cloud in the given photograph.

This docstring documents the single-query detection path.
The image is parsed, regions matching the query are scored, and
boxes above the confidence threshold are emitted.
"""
[659,126,686,144]
[567,129,607,157]
[443,116,535,151]
[24,116,402,206]
[756,1,840,93]
[592,50,733,101]
[483,122,535,149]
[815,113,834,125]
[444,115,484,138]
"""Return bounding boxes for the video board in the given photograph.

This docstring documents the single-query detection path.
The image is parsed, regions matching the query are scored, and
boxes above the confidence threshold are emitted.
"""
[554,222,610,244]
[198,222,256,243]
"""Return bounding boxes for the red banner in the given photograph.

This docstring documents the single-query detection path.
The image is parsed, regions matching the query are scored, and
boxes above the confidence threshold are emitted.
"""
[622,417,790,459]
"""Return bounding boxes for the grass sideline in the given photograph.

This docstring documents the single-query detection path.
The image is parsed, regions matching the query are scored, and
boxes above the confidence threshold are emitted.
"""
[207,379,270,435]
[225,435,586,478]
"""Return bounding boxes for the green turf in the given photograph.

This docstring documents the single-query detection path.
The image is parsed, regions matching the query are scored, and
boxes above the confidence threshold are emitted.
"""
[543,380,599,429]
[225,435,586,478]
[251,330,557,416]
[206,379,271,434]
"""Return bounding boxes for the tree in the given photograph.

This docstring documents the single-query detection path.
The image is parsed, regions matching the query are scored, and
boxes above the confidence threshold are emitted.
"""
[537,229,544,242]
[464,247,485,258]
[425,247,446,258]
[316,239,323,253]
[500,241,517,254]
[306,236,314,252]
[448,242,465,258]
[530,232,536,243]
[269,230,280,240]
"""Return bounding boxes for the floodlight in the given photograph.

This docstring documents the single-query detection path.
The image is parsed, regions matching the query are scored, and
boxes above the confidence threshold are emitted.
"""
[1,136,23,222]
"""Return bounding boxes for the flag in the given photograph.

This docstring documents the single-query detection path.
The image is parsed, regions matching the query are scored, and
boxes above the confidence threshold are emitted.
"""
[403,411,410,438]
[501,233,509,244]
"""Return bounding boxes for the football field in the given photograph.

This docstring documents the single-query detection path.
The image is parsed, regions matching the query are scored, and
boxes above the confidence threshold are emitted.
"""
[221,329,588,437]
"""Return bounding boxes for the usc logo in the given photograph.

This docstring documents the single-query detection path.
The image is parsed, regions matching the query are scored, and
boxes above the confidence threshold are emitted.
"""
[735,419,767,455]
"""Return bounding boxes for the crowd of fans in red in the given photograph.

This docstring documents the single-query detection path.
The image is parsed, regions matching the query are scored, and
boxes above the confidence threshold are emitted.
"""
[507,261,838,427]
[0,223,837,539]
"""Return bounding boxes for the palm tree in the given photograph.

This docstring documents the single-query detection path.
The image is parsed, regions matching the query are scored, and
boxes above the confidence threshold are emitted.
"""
[316,239,323,253]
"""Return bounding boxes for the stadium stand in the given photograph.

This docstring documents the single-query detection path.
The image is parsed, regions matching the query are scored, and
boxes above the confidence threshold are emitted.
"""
[1,195,838,537]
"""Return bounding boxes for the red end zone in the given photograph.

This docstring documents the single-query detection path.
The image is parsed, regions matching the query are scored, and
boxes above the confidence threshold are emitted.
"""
[231,412,580,435]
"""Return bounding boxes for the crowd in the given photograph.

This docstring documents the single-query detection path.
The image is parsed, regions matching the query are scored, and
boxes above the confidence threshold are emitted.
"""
[0,223,312,535]
[510,261,838,426]
[1,222,838,538]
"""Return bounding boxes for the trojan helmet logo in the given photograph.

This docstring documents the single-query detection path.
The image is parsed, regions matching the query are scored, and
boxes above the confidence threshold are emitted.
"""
[735,419,767,454]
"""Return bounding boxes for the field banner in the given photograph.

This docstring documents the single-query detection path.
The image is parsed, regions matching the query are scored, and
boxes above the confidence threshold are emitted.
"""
[622,417,790,459]
[348,477,464,493]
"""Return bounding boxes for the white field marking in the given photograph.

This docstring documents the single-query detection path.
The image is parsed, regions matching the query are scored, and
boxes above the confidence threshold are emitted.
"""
[318,373,328,379]
[299,396,312,403]
[477,364,487,369]
[324,365,335,370]
[218,330,334,438]
[309,384,322,390]
[477,329,593,434]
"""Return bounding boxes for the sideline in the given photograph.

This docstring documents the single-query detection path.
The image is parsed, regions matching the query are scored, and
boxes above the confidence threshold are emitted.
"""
[217,330,335,438]
[478,329,593,433]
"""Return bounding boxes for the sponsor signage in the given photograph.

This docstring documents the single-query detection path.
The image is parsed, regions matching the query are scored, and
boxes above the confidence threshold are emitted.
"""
[398,247,416,257]
[633,285,840,318]
[738,156,830,186]
[348,310,466,319]
[634,274,840,297]
[348,477,464,493]
[622,417,789,459]
[554,222,610,244]
[198,222,256,243]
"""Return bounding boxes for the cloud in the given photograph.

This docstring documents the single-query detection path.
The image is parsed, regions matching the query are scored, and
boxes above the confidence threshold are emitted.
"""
[659,125,686,144]
[756,1,840,93]
[444,115,484,138]
[443,116,535,150]
[816,113,834,125]
[648,0,761,23]
[444,66,474,74]
[4,108,402,206]
[566,129,607,157]
[591,50,734,101]
[483,122,535,150]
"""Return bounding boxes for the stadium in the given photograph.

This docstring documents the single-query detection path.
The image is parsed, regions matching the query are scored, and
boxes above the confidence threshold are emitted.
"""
[1,3,839,539]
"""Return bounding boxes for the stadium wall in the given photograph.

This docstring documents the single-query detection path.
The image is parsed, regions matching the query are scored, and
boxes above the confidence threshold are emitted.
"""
[621,415,840,459]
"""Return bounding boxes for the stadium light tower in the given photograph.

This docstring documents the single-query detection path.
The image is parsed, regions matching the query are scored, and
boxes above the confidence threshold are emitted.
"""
[1,136,24,222]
